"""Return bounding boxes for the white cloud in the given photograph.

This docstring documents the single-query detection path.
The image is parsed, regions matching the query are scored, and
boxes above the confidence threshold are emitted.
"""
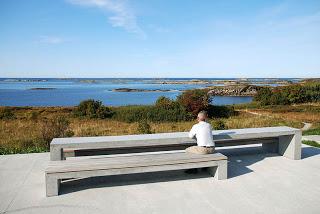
[67,0,146,38]
[38,36,65,44]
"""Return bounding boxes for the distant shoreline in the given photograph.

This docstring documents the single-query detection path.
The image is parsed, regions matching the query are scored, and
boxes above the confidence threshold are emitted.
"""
[112,88,180,92]
[29,88,56,90]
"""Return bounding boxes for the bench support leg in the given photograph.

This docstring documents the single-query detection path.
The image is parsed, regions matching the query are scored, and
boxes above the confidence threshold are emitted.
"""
[278,132,302,160]
[262,142,278,153]
[50,146,63,161]
[46,174,60,197]
[208,160,227,180]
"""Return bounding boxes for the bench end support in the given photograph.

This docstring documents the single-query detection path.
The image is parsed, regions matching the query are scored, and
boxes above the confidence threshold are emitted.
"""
[208,160,227,180]
[278,131,302,160]
[46,174,60,197]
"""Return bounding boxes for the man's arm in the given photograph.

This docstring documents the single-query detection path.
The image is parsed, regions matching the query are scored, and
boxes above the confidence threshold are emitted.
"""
[188,125,196,139]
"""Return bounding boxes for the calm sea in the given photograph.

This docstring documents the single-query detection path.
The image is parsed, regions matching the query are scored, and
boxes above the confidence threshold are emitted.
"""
[0,78,298,107]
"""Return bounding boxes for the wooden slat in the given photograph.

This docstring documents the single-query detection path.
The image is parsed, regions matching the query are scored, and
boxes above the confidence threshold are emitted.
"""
[51,126,299,146]
[46,152,227,174]
[61,137,277,158]
[48,160,224,180]
[50,126,299,161]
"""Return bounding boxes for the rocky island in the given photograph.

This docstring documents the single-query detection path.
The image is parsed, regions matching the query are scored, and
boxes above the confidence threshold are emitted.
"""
[112,88,177,92]
[152,79,294,86]
[207,85,262,96]
[112,85,261,96]
[29,88,56,90]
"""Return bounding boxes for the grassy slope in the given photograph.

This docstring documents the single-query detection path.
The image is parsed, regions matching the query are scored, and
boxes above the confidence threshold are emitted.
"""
[234,102,320,129]
[0,105,305,154]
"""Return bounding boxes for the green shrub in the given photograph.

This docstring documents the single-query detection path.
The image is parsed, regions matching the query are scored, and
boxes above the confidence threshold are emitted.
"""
[207,105,237,118]
[269,90,289,105]
[40,116,74,147]
[113,102,192,123]
[0,108,16,120]
[74,99,113,119]
[254,87,273,105]
[112,94,234,122]
[211,119,226,130]
[254,82,320,106]
[137,120,153,134]
[155,96,175,109]
[177,89,212,117]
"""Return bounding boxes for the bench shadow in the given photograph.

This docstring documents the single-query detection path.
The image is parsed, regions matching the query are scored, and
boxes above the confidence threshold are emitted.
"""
[217,146,278,179]
[60,145,276,196]
[60,170,212,195]
[301,146,320,159]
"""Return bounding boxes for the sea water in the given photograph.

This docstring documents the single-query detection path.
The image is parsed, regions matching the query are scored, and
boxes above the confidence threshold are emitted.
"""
[0,78,297,107]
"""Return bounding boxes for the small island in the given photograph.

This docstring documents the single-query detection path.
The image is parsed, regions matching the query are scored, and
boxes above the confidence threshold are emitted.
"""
[207,85,262,96]
[152,79,295,86]
[112,88,176,92]
[29,88,56,90]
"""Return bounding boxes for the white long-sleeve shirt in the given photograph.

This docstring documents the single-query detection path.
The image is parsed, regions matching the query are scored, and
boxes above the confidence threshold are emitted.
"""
[188,121,215,147]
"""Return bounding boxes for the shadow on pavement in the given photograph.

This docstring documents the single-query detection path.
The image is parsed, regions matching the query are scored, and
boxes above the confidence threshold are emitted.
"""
[60,146,277,195]
[217,146,278,179]
[301,146,320,159]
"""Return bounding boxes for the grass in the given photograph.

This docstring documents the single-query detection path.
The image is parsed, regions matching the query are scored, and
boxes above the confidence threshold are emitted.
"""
[302,140,320,148]
[234,103,320,124]
[0,146,48,155]
[224,112,302,129]
[303,128,320,136]
[303,122,320,135]
[0,104,317,154]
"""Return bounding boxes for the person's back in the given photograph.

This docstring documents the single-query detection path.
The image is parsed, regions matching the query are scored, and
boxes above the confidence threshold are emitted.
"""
[186,111,215,155]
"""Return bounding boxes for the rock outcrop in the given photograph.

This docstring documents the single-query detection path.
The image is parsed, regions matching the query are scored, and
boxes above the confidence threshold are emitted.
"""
[207,85,262,96]
[112,88,174,92]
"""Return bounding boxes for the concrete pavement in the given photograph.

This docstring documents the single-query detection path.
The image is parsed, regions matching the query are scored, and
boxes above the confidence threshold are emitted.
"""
[0,145,319,214]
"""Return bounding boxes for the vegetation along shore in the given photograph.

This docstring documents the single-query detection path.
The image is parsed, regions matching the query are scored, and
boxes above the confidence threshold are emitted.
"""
[0,80,319,154]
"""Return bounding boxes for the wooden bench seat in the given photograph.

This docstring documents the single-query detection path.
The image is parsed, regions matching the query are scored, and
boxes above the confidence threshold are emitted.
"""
[45,151,228,197]
[50,126,302,161]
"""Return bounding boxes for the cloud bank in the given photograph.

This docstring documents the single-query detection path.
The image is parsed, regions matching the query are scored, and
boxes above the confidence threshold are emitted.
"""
[67,0,146,38]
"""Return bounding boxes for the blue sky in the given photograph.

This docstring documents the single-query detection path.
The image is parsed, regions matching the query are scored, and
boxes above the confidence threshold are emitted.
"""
[0,0,319,78]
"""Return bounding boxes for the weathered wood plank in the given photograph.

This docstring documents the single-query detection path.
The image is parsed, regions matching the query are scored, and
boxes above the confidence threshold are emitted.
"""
[50,126,301,160]
[51,126,299,148]
[46,152,227,173]
[45,152,228,196]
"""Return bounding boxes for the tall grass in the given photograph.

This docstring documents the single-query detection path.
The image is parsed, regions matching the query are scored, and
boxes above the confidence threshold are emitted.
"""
[0,105,311,155]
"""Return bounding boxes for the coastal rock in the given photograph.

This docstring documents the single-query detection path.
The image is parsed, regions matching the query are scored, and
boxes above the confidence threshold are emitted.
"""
[157,80,211,84]
[29,88,56,90]
[152,79,293,86]
[112,88,173,92]
[79,80,97,83]
[207,85,262,96]
[3,79,47,82]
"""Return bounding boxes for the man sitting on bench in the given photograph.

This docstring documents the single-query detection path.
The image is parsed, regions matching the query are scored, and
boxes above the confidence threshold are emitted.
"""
[186,110,215,154]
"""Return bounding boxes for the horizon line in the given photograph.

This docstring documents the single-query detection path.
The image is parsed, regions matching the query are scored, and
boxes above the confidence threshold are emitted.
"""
[0,76,318,79]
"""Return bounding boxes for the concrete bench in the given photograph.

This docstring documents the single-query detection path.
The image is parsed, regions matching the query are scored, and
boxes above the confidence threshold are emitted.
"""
[45,151,228,197]
[50,126,302,161]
